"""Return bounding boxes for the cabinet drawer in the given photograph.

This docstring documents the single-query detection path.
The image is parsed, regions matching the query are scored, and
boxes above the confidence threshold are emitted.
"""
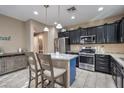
[96,60,109,67]
[96,58,109,62]
[96,54,109,58]
[95,65,110,73]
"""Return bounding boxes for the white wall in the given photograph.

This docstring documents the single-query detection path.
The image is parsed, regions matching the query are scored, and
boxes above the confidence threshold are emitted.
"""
[0,14,26,53]
[0,14,58,53]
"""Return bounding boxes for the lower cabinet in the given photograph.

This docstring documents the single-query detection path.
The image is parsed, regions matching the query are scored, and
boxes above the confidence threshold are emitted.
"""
[14,55,27,70]
[95,54,110,74]
[111,57,123,88]
[0,54,27,75]
[0,58,5,74]
[4,56,15,73]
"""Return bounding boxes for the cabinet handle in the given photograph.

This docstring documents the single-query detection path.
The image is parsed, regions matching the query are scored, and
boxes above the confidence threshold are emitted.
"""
[99,62,105,64]
[121,37,123,42]
[104,38,105,43]
[99,55,105,57]
[99,67,105,69]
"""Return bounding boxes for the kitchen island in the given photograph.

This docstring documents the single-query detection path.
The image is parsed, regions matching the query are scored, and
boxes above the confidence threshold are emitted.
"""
[50,53,78,87]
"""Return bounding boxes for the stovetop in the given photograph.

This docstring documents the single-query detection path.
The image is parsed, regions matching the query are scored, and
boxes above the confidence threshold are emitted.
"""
[79,48,96,54]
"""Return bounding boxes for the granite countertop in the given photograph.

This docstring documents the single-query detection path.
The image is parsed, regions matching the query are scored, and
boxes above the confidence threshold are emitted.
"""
[50,53,78,61]
[0,52,25,57]
[66,51,79,54]
[110,54,124,68]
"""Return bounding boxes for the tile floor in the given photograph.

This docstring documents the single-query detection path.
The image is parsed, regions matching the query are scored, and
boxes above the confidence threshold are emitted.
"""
[0,68,116,88]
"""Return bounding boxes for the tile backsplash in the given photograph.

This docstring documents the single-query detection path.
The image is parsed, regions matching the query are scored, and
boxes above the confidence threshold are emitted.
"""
[70,43,124,53]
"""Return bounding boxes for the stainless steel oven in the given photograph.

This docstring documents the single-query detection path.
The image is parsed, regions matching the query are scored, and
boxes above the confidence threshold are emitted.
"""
[79,53,95,71]
[79,47,96,71]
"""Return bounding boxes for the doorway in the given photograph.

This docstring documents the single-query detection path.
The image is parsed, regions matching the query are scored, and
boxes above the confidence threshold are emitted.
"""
[33,32,48,53]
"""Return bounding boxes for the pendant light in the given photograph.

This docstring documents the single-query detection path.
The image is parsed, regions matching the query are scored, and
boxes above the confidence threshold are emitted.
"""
[43,5,49,32]
[56,5,62,29]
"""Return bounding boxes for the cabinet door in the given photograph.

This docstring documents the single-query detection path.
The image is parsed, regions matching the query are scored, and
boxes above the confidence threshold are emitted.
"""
[116,67,123,88]
[80,28,87,36]
[4,57,15,73]
[96,25,105,44]
[106,23,118,43]
[75,30,80,44]
[95,54,110,74]
[87,27,97,36]
[69,30,80,44]
[69,31,75,44]
[120,19,124,42]
[58,32,69,38]
[14,55,27,70]
[0,58,5,75]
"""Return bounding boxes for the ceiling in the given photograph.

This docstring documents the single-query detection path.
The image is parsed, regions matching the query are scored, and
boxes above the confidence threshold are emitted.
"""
[0,5,124,27]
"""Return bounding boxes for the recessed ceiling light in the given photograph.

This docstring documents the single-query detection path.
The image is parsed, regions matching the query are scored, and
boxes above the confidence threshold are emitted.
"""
[54,22,57,25]
[33,11,39,15]
[98,7,104,12]
[71,16,75,19]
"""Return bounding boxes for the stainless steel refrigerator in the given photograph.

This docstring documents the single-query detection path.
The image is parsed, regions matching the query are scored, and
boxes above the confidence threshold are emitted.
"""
[54,37,70,53]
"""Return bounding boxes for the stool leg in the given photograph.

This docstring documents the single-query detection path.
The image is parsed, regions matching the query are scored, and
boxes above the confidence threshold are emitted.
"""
[28,70,31,88]
[35,73,38,88]
[51,80,55,88]
[41,74,44,88]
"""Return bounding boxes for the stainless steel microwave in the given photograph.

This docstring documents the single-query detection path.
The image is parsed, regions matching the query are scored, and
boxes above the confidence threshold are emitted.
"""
[80,35,96,44]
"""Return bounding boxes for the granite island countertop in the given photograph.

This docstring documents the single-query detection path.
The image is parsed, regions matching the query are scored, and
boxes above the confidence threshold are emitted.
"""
[49,53,78,61]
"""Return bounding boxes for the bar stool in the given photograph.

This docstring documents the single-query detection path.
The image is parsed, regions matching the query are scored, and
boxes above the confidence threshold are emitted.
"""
[36,53,67,88]
[26,52,43,88]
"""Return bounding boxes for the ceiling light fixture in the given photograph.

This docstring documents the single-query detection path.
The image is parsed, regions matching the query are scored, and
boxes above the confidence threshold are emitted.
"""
[43,5,49,32]
[71,16,75,19]
[56,6,62,29]
[33,11,39,15]
[98,7,104,12]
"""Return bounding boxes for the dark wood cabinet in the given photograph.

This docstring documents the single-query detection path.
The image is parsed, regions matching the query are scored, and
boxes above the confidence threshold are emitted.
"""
[95,54,110,74]
[80,28,87,36]
[96,25,106,44]
[58,32,69,38]
[87,27,97,36]
[120,18,124,42]
[58,19,123,44]
[105,23,118,43]
[69,29,80,44]
[111,57,123,88]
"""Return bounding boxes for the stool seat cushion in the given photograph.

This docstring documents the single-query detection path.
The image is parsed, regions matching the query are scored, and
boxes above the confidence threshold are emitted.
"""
[44,67,66,78]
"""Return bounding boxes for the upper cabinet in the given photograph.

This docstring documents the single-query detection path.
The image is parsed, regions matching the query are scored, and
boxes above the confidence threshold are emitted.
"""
[58,19,124,44]
[120,18,124,43]
[58,31,69,38]
[96,25,106,44]
[87,27,97,36]
[80,28,87,36]
[105,22,118,43]
[69,29,80,44]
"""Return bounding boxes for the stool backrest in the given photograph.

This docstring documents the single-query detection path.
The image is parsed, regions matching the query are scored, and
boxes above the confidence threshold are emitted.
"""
[26,52,42,72]
[36,53,54,77]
